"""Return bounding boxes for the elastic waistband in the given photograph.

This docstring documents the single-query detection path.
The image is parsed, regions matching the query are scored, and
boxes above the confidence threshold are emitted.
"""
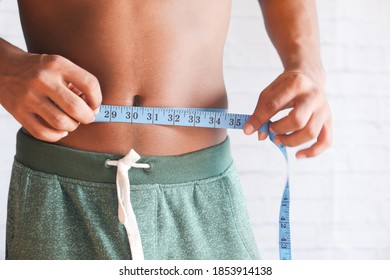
[15,129,233,185]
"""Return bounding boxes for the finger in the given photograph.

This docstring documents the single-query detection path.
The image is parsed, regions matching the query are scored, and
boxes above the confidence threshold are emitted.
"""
[269,99,312,135]
[67,82,83,96]
[37,98,80,132]
[244,83,296,135]
[61,59,102,110]
[296,119,333,159]
[67,82,100,115]
[22,113,69,142]
[49,84,96,124]
[274,113,323,147]
[257,131,268,141]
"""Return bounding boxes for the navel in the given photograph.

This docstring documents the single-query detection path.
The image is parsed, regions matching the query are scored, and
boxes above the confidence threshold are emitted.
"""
[133,95,142,106]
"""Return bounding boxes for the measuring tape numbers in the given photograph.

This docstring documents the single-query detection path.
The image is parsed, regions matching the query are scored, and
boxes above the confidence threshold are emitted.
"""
[95,104,292,260]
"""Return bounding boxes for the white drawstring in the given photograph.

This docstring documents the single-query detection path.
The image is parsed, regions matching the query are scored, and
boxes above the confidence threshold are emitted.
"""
[106,149,150,260]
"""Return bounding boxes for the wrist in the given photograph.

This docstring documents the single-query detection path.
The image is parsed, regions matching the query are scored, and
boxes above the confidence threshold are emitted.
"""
[0,39,30,105]
[281,48,326,89]
[284,64,326,90]
[0,38,28,74]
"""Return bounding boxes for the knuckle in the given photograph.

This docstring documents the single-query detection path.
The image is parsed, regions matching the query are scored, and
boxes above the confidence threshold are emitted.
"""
[263,99,280,114]
[89,74,99,86]
[290,112,305,129]
[85,75,102,103]
[30,67,47,86]
[323,134,333,148]
[83,73,99,89]
[52,114,68,130]
[62,93,83,112]
[66,103,93,124]
[26,90,40,102]
[64,94,79,110]
[306,125,318,139]
[42,54,64,69]
[95,89,103,104]
[310,87,323,102]
[28,55,65,88]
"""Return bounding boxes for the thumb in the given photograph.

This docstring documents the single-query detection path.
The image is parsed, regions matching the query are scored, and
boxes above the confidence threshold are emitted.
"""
[243,91,283,138]
[243,112,270,140]
[243,114,262,135]
[244,94,274,135]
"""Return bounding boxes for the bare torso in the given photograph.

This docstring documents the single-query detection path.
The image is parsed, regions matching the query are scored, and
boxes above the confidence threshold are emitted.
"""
[17,0,231,155]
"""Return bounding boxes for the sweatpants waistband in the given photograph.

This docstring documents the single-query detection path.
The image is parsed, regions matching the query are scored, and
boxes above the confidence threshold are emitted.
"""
[15,129,233,185]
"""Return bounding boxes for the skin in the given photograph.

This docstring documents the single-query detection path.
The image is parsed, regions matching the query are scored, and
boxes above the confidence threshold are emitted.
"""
[245,0,332,159]
[0,0,331,158]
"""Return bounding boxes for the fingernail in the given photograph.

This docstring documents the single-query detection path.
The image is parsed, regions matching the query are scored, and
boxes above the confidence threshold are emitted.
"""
[93,107,100,115]
[269,126,275,134]
[244,123,255,135]
[258,132,267,141]
[62,131,68,138]
[273,137,281,145]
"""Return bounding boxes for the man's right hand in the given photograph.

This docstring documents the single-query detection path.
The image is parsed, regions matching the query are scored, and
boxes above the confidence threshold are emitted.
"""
[0,52,102,142]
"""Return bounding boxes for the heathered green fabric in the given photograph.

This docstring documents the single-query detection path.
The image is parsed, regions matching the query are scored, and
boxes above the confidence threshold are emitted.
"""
[6,130,260,260]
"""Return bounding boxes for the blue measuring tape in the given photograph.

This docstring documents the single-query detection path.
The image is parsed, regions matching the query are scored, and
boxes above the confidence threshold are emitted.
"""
[95,104,291,260]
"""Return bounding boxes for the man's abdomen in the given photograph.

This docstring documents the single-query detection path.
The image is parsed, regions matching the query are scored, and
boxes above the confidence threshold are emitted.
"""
[18,0,232,155]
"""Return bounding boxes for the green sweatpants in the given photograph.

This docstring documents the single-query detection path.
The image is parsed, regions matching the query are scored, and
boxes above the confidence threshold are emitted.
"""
[6,129,260,260]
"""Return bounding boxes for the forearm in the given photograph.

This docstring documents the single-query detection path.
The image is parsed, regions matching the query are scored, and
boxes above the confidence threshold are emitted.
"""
[0,38,27,73]
[0,38,29,106]
[259,0,325,86]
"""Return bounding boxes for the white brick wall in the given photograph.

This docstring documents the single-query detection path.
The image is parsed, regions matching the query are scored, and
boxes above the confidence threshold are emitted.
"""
[0,0,389,260]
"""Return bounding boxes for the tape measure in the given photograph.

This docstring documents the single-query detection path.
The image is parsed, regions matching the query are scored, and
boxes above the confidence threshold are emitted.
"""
[95,104,291,260]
